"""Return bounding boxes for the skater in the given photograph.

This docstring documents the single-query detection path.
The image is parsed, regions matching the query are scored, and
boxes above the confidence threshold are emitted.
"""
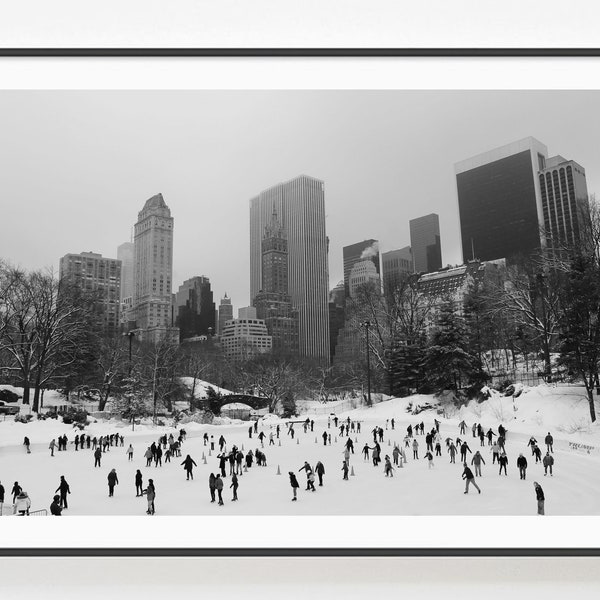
[289,472,300,501]
[230,473,239,501]
[459,420,466,435]
[215,475,224,505]
[486,428,496,445]
[276,424,281,438]
[434,418,440,433]
[322,431,328,446]
[50,495,62,516]
[94,447,102,468]
[248,426,253,439]
[49,438,56,457]
[392,445,400,466]
[448,442,457,463]
[424,451,434,469]
[218,453,227,477]
[204,432,209,446]
[143,479,155,514]
[11,481,22,503]
[545,432,553,453]
[345,438,354,454]
[269,432,275,446]
[533,445,542,464]
[182,455,197,480]
[462,464,481,494]
[209,473,216,502]
[126,444,134,461]
[23,436,31,454]
[219,435,226,452]
[144,446,153,467]
[412,438,419,460]
[258,431,266,447]
[135,470,143,497]
[517,453,528,480]
[210,435,215,451]
[471,451,485,477]
[533,481,545,515]
[315,461,325,486]
[0,480,4,515]
[498,424,506,439]
[341,459,349,480]
[299,461,313,490]
[107,469,119,497]
[491,442,500,464]
[527,436,538,456]
[14,491,31,515]
[498,452,508,476]
[543,452,554,476]
[384,455,394,476]
[55,476,71,509]
[435,440,442,457]
[74,435,79,451]
[391,418,395,430]
[460,441,472,462]
[362,443,370,461]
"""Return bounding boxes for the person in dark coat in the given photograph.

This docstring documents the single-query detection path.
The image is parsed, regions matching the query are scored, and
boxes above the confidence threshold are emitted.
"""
[230,473,239,501]
[543,452,554,476]
[517,454,528,480]
[209,473,216,503]
[215,474,224,505]
[0,480,4,513]
[314,461,325,486]
[462,464,481,494]
[322,431,328,446]
[289,472,300,501]
[218,453,227,477]
[534,481,545,515]
[341,460,349,480]
[94,447,102,468]
[299,461,313,489]
[55,475,71,509]
[23,436,31,454]
[143,479,156,515]
[545,432,554,453]
[135,470,143,497]
[498,452,509,476]
[11,481,22,503]
[107,469,119,497]
[460,442,472,462]
[50,494,62,516]
[182,455,197,480]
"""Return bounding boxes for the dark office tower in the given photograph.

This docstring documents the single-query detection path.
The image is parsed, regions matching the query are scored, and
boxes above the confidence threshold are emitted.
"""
[175,276,216,340]
[253,210,299,355]
[328,282,346,362]
[382,246,413,293]
[342,239,380,298]
[538,156,590,249]
[409,214,442,273]
[59,251,121,333]
[217,293,233,335]
[249,175,330,364]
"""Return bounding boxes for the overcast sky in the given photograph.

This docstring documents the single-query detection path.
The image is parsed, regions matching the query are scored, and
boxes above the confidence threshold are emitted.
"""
[1,90,599,310]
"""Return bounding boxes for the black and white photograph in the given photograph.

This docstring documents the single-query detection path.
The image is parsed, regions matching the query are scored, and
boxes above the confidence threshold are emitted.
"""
[1,87,599,526]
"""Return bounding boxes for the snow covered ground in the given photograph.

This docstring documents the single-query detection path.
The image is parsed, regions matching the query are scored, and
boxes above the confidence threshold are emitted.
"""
[0,383,599,516]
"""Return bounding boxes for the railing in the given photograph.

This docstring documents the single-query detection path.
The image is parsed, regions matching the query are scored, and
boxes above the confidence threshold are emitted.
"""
[29,509,48,516]
[0,507,47,516]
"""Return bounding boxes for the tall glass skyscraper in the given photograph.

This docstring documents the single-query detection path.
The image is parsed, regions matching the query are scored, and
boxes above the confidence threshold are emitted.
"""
[409,213,442,273]
[249,175,330,364]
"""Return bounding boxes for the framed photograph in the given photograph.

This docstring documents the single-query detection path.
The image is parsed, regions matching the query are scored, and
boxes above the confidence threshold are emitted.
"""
[1,2,600,558]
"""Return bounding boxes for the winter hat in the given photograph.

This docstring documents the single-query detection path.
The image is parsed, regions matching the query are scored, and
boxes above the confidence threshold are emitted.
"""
[53,495,60,501]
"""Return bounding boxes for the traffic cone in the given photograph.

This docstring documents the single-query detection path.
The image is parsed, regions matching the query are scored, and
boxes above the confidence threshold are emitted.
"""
[203,455,207,464]
[388,439,391,446]
[242,444,244,451]
[355,437,358,443]
[350,466,355,476]
[277,465,281,475]
[278,439,281,446]
[399,459,403,468]
[208,449,212,456]
[335,436,338,443]
[315,437,318,443]
[244,464,248,472]
[296,438,300,445]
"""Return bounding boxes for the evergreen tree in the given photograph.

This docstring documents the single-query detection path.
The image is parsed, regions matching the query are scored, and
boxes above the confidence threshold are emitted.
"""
[424,299,484,394]
[206,385,222,416]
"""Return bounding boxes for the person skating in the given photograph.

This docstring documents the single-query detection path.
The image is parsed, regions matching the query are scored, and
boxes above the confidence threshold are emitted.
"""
[248,426,253,439]
[93,447,102,468]
[372,443,381,466]
[258,431,266,447]
[50,495,62,516]
[384,455,395,476]
[345,438,354,453]
[459,420,467,435]
[289,472,300,501]
[448,443,457,464]
[435,440,442,457]
[392,445,400,466]
[182,455,197,480]
[49,438,56,457]
[126,444,134,461]
[143,479,156,514]
[491,442,500,464]
[471,451,485,477]
[545,432,553,453]
[460,441,472,463]
[276,424,281,438]
[107,469,119,497]
[269,432,275,446]
[230,473,239,501]
[55,475,71,509]
[14,491,31,515]
[203,432,209,446]
[486,428,496,446]
[462,464,481,494]
[412,438,419,460]
[498,452,508,476]
[534,481,545,515]
[219,435,226,452]
[135,470,143,497]
[533,445,542,464]
[315,461,325,486]
[215,474,224,505]
[322,431,328,446]
[341,460,349,480]
[517,454,528,480]
[425,432,433,453]
[498,424,506,439]
[391,418,395,430]
[299,461,314,490]
[424,451,434,469]
[11,482,22,503]
[218,453,227,477]
[543,452,554,476]
[362,443,370,461]
[527,436,538,456]
[23,436,31,454]
[0,480,4,515]
[209,473,217,502]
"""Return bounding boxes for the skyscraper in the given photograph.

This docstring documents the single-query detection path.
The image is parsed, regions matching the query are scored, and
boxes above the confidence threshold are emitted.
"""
[253,209,299,355]
[409,214,442,273]
[217,293,233,335]
[342,239,380,298]
[59,251,121,333]
[455,137,590,263]
[250,175,330,363]
[175,276,216,340]
[133,193,176,340]
[348,260,381,298]
[117,242,134,327]
[382,246,413,293]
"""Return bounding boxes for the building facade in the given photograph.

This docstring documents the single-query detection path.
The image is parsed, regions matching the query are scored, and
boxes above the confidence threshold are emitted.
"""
[175,276,216,340]
[342,239,380,299]
[455,137,590,263]
[217,293,233,335]
[132,193,178,341]
[59,251,121,333]
[348,259,381,298]
[409,214,442,274]
[117,241,135,327]
[382,246,413,293]
[220,315,273,362]
[249,174,330,364]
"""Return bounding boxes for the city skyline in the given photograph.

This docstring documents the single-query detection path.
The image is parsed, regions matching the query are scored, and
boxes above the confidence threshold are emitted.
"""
[1,91,600,309]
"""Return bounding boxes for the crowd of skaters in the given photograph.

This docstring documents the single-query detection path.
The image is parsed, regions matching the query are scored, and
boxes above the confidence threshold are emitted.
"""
[1,411,559,516]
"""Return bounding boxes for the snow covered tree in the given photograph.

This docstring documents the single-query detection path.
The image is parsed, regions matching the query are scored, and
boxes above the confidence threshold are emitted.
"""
[206,385,222,416]
[113,372,150,429]
[424,298,485,394]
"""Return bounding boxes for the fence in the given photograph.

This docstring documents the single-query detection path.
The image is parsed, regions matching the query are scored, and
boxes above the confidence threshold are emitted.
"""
[0,506,47,516]
[298,393,387,415]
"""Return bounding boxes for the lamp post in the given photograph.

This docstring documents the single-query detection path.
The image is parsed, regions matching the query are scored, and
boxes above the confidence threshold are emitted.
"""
[362,320,372,406]
[124,331,135,376]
